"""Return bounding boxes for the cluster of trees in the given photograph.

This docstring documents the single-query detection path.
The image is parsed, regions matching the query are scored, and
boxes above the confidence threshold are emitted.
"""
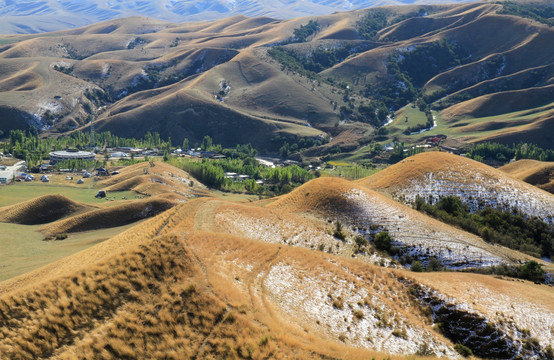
[291,20,320,43]
[84,88,113,107]
[414,196,553,260]
[271,135,327,158]
[464,261,547,283]
[2,129,171,167]
[498,1,554,26]
[170,157,314,195]
[267,47,319,79]
[268,43,372,78]
[52,159,97,171]
[356,9,388,40]
[466,142,554,164]
[356,7,431,41]
[169,140,315,195]
[338,101,389,127]
[127,37,147,49]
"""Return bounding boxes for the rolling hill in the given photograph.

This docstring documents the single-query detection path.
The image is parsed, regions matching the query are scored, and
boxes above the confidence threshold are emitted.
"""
[0,157,553,359]
[0,0,552,153]
[500,159,554,194]
[0,0,482,34]
[358,151,554,224]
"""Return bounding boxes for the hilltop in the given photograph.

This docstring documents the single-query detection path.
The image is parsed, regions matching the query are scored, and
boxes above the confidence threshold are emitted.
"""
[0,0,552,154]
[359,151,554,224]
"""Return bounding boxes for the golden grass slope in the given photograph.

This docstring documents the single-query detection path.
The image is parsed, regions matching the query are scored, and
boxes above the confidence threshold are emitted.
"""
[0,194,91,225]
[1,189,552,358]
[359,151,554,224]
[97,161,209,197]
[0,3,552,148]
[39,196,176,237]
[500,159,554,194]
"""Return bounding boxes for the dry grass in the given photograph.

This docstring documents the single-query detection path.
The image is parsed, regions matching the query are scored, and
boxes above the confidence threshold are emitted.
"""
[0,194,91,225]
[0,160,553,358]
[357,151,554,226]
[98,161,210,198]
[39,196,176,237]
[0,233,279,359]
[500,159,554,194]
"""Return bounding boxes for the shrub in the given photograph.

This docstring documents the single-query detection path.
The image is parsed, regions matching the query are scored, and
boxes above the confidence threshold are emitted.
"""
[454,343,473,357]
[519,261,545,283]
[411,261,424,272]
[333,221,346,241]
[374,231,392,252]
[55,233,68,240]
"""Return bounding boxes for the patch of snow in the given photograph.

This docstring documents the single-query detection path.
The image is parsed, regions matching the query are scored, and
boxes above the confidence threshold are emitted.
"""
[264,263,458,357]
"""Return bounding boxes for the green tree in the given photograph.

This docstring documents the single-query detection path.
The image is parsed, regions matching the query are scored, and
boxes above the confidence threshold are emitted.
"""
[182,138,189,150]
[411,261,424,272]
[519,261,545,282]
[201,135,213,151]
[374,231,393,252]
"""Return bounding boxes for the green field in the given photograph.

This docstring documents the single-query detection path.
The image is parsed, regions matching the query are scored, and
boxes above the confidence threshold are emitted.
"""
[0,180,147,281]
[389,105,432,135]
[0,222,139,282]
[0,183,140,208]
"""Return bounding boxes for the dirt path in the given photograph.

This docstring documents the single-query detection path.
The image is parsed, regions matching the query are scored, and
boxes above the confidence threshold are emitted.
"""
[193,199,225,231]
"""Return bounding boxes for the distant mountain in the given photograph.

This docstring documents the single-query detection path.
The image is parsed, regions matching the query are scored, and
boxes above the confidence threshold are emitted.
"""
[0,1,552,152]
[0,0,481,34]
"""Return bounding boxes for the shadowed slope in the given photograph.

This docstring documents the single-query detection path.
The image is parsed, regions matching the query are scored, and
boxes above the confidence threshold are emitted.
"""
[38,197,176,236]
[0,194,91,225]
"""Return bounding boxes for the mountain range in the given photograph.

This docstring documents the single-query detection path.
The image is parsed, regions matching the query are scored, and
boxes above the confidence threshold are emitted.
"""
[0,0,481,34]
[0,0,552,154]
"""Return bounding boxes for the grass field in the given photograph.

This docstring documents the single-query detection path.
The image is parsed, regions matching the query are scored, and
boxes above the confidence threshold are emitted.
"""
[0,182,140,208]
[0,222,139,281]
[389,105,432,135]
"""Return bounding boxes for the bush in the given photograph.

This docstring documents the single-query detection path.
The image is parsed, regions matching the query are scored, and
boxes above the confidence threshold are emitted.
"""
[454,343,473,357]
[519,261,545,283]
[333,221,346,241]
[411,261,424,272]
[374,231,392,252]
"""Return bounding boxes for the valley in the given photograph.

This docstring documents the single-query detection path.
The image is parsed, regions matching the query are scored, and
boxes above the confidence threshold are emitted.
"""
[0,0,552,158]
[0,1,553,359]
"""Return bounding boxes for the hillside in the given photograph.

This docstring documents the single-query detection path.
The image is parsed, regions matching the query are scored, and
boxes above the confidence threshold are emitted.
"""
[0,0,552,153]
[1,168,553,359]
[0,0,482,34]
[0,194,91,224]
[500,159,554,194]
[359,151,554,225]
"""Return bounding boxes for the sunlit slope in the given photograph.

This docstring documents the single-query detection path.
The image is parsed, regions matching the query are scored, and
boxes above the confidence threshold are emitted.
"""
[1,187,552,358]
[500,159,554,194]
[0,2,552,149]
[359,152,554,224]
[96,161,209,197]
